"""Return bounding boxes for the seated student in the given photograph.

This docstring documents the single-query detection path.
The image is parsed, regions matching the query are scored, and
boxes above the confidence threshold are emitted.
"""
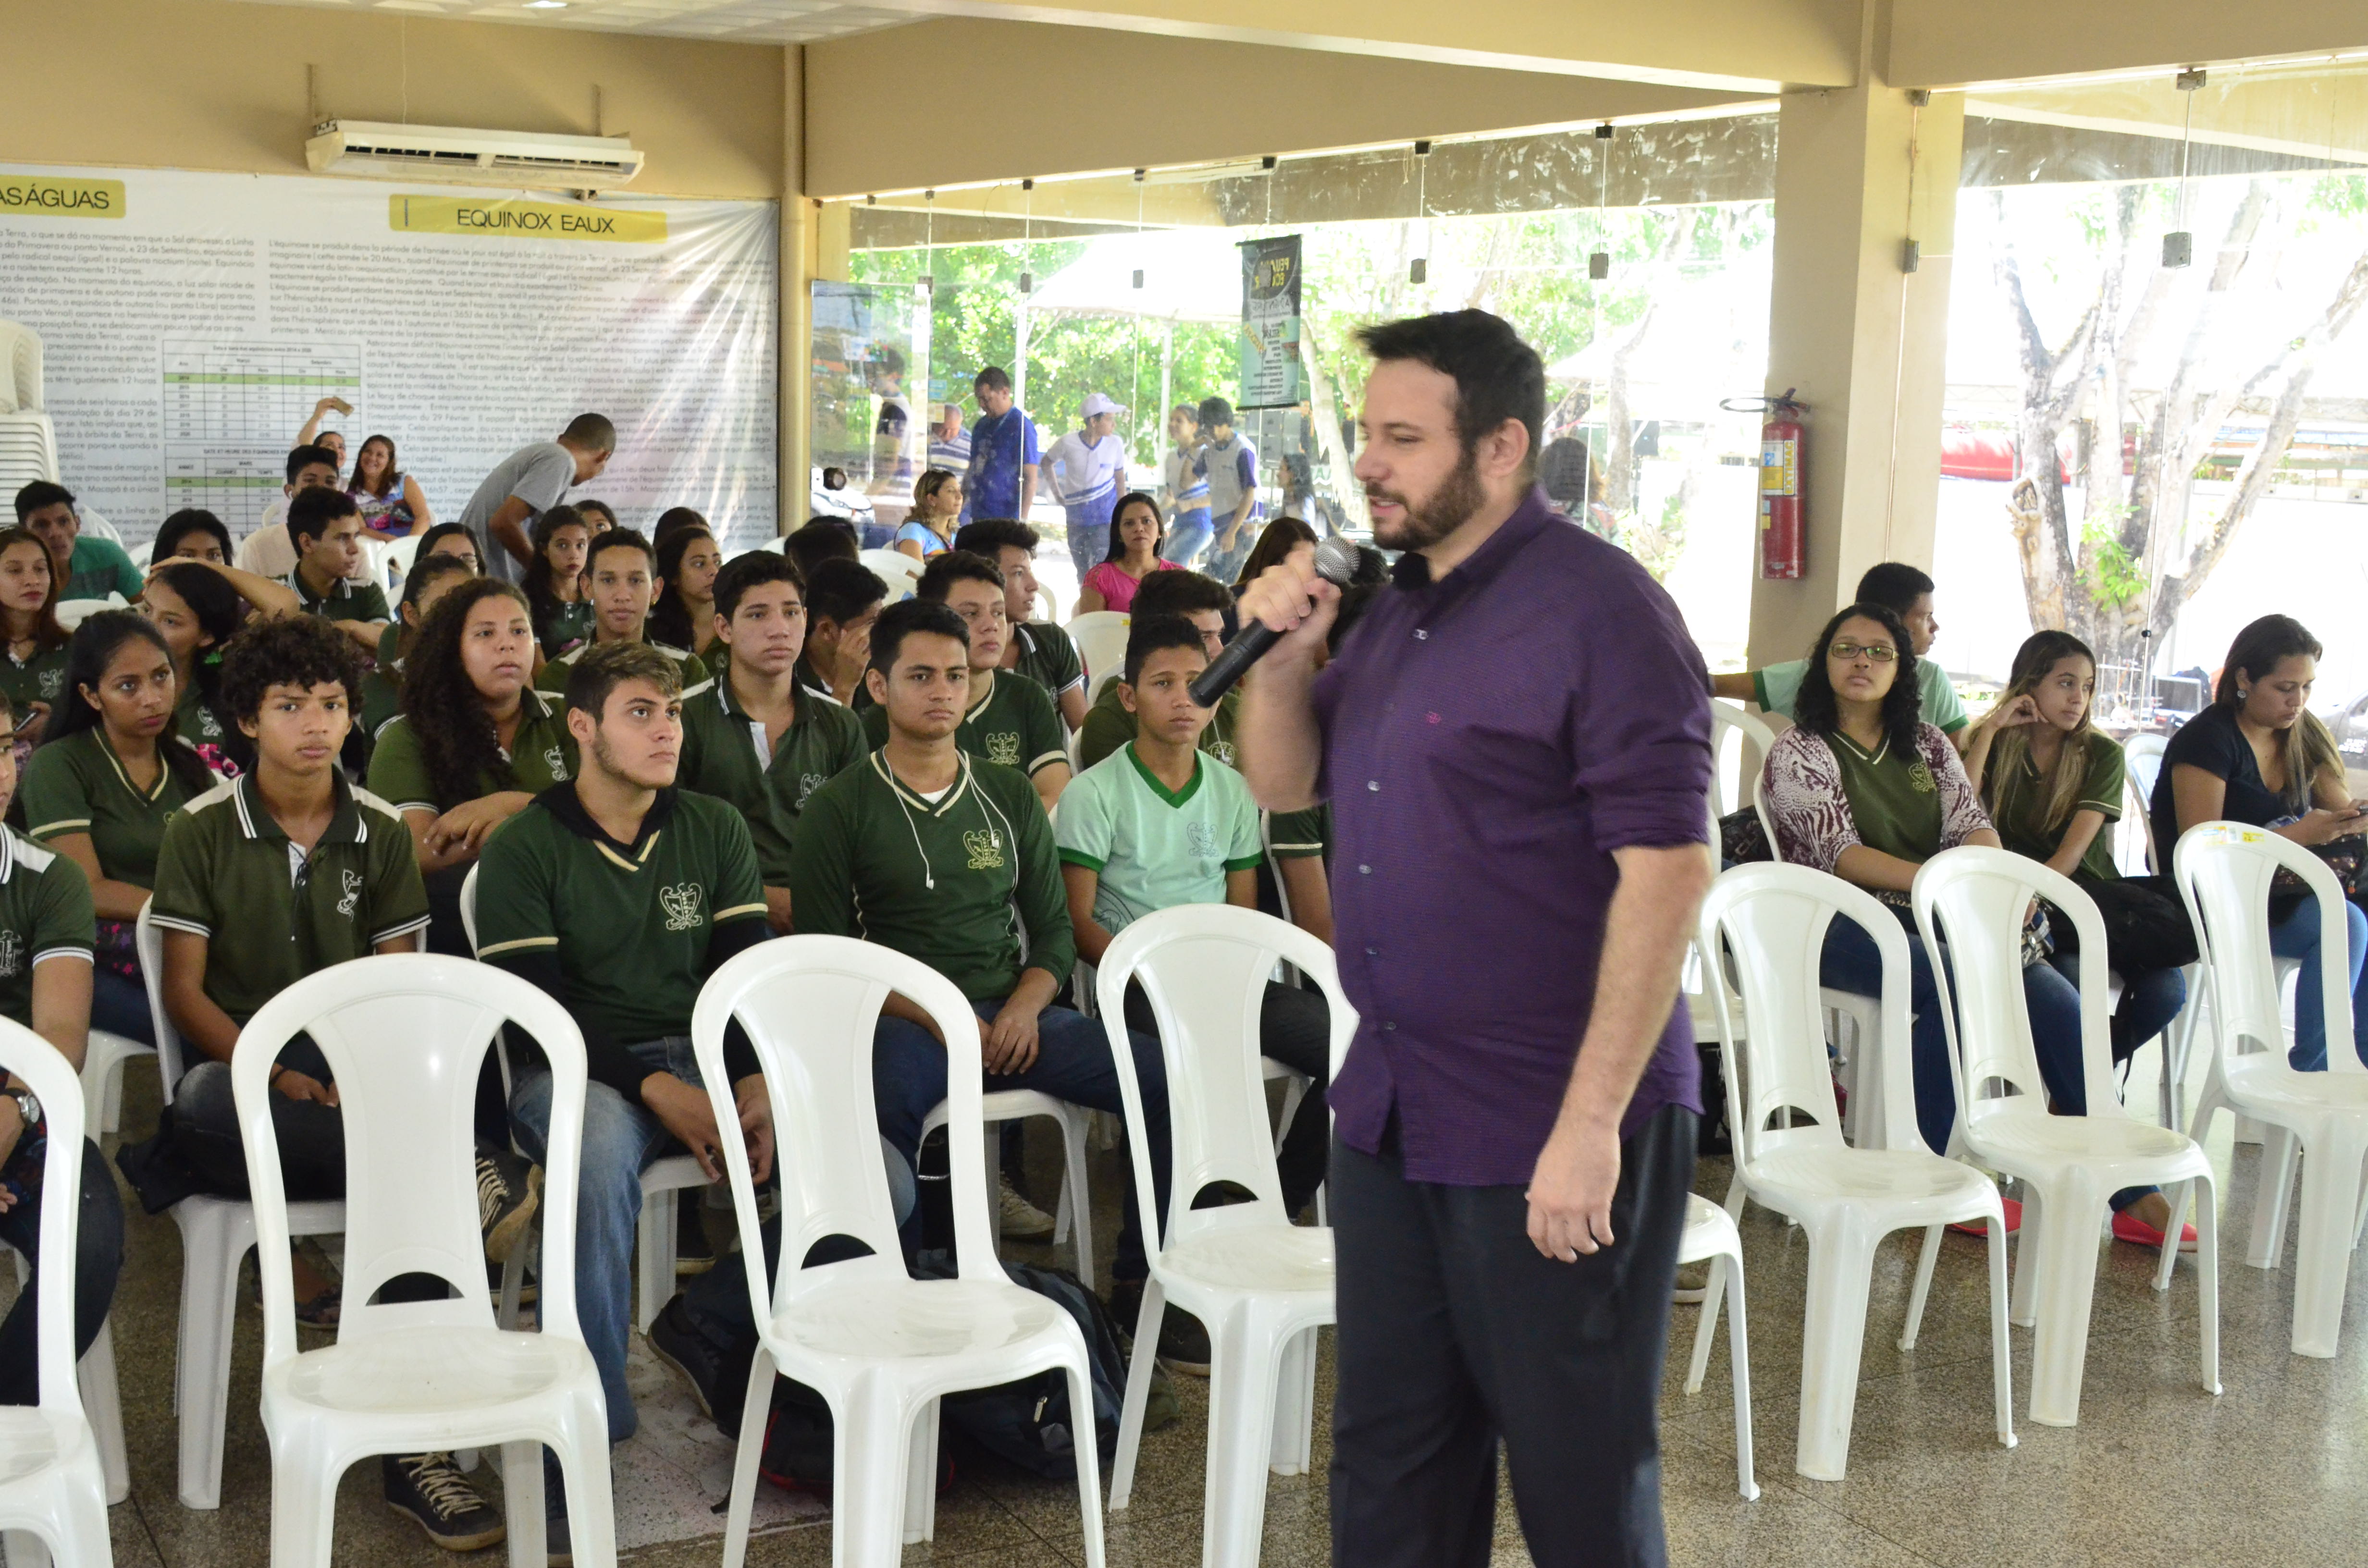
[1074,491,1181,616]
[347,433,433,539]
[149,615,530,1550]
[281,489,393,654]
[859,552,1069,813]
[795,558,886,709]
[2152,613,2368,1072]
[647,522,724,666]
[573,498,619,535]
[0,685,124,1418]
[954,517,1088,732]
[1715,562,1984,752]
[474,642,782,1551]
[24,612,218,1045]
[790,600,1197,1361]
[678,553,865,934]
[651,506,709,553]
[14,481,145,604]
[782,517,859,584]
[151,508,235,566]
[358,553,476,745]
[0,526,71,751]
[532,529,700,696]
[1076,568,1237,770]
[140,562,249,772]
[523,505,595,660]
[1057,614,1332,1216]
[232,446,343,580]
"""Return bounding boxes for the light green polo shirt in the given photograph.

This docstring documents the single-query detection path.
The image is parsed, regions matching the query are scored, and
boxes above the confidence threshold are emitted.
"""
[1078,681,1240,772]
[0,828,95,1030]
[1055,744,1263,936]
[678,673,867,884]
[366,686,578,816]
[859,669,1067,779]
[22,728,213,888]
[1755,655,1967,734]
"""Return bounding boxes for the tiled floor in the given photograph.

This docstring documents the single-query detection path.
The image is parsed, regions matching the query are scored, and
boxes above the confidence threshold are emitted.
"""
[43,1044,2368,1567]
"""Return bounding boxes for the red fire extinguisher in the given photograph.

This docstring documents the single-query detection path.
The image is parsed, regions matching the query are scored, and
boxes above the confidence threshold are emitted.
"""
[1757,391,1807,579]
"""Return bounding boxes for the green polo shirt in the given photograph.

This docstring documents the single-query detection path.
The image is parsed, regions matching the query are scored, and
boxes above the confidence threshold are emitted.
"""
[358,624,407,742]
[0,640,70,727]
[536,598,595,660]
[678,673,867,885]
[0,829,95,1029]
[474,786,767,1044]
[367,687,578,816]
[284,567,392,626]
[1077,682,1241,772]
[63,537,144,603]
[860,669,1066,779]
[148,773,430,1027]
[1011,623,1084,703]
[1055,744,1263,936]
[1756,656,1967,735]
[789,751,1074,1001]
[1265,803,1331,863]
[174,682,228,752]
[1986,731,2125,882]
[1825,731,1946,864]
[531,637,702,697]
[22,729,213,888]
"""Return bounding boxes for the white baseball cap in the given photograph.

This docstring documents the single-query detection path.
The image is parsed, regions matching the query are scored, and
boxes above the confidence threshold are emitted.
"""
[1080,392,1122,418]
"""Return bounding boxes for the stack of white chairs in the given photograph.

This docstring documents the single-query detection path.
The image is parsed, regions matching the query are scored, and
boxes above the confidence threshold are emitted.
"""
[0,322,58,502]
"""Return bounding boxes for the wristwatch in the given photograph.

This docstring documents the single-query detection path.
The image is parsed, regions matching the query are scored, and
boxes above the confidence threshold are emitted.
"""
[7,1087,37,1128]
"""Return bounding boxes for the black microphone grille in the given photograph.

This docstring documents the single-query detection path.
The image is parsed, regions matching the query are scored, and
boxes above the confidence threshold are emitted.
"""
[1312,534,1362,586]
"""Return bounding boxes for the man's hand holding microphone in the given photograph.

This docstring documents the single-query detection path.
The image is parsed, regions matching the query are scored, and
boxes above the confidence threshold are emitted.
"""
[1193,535,1362,707]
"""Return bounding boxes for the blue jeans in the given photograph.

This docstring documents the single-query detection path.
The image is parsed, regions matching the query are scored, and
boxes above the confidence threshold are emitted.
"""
[1203,515,1258,588]
[1065,521,1110,580]
[872,999,1171,1282]
[509,1036,908,1444]
[91,965,155,1045]
[1162,508,1212,571]
[2047,955,2187,1066]
[2269,897,2368,1071]
[0,1140,123,1405]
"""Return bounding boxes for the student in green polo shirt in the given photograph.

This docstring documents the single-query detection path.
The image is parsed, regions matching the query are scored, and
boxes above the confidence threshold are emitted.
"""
[13,480,144,603]
[1713,561,1985,749]
[954,517,1088,732]
[1075,566,1238,770]
[523,504,596,660]
[139,560,258,776]
[358,552,475,745]
[531,528,699,697]
[790,598,1194,1356]
[23,612,218,1045]
[0,527,71,752]
[148,613,524,1551]
[281,488,393,655]
[677,552,865,932]
[858,551,1069,813]
[794,557,885,707]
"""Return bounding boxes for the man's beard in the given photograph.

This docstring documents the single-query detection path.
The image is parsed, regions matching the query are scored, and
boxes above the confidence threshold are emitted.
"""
[591,731,671,791]
[1368,444,1484,552]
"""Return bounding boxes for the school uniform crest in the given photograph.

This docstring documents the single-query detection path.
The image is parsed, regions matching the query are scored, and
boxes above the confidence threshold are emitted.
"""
[37,669,62,698]
[659,882,704,930]
[1186,821,1220,859]
[1208,740,1237,766]
[544,746,568,781]
[962,829,1004,870]
[337,870,363,918]
[0,931,20,978]
[984,730,1022,767]
[797,772,826,807]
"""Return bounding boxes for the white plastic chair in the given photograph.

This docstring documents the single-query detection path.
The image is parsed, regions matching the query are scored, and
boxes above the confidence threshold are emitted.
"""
[1710,700,1780,848]
[2175,821,2368,1357]
[1700,864,2014,1479]
[1675,1193,1758,1499]
[381,531,425,592]
[51,598,123,633]
[919,1091,1094,1287]
[457,864,706,1332]
[231,955,615,1568]
[134,901,347,1509]
[1913,847,2220,1427]
[0,1029,111,1568]
[858,548,924,604]
[1066,611,1131,702]
[0,321,44,413]
[691,936,1108,1568]
[1095,905,1352,1565]
[77,1028,152,1142]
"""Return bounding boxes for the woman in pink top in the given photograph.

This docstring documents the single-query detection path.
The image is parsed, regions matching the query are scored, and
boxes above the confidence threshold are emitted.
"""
[1074,490,1178,614]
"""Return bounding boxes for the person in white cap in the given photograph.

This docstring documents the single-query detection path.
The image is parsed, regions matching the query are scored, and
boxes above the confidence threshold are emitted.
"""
[1041,393,1131,576]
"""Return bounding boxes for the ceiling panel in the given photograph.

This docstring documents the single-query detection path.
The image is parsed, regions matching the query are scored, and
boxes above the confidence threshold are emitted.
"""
[211,0,916,45]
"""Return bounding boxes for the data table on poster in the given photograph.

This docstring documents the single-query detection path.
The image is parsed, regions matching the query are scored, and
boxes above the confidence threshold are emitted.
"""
[160,342,363,535]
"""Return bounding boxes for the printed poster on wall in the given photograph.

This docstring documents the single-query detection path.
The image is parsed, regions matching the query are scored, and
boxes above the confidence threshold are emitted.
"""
[1237,234,1303,411]
[0,165,778,556]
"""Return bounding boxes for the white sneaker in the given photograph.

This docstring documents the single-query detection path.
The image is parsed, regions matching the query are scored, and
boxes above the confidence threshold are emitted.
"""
[998,1176,1057,1240]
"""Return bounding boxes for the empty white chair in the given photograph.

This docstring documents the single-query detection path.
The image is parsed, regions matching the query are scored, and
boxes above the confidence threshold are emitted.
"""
[1699,864,2013,1480]
[232,955,615,1568]
[0,1028,112,1568]
[693,935,1107,1568]
[134,901,347,1509]
[1914,847,2219,1427]
[1675,1193,1757,1499]
[858,548,924,604]
[1067,611,1131,703]
[50,598,124,634]
[1096,905,1352,1567]
[2176,821,2368,1357]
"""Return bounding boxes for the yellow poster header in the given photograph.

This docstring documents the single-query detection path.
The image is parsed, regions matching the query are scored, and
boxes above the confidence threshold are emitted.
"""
[0,176,125,220]
[388,195,665,245]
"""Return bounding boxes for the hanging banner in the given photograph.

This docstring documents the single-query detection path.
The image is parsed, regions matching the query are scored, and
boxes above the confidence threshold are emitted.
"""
[1237,234,1303,411]
[0,163,777,555]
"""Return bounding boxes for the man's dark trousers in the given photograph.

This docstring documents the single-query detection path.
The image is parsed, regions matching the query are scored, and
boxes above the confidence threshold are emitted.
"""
[1328,1104,1698,1568]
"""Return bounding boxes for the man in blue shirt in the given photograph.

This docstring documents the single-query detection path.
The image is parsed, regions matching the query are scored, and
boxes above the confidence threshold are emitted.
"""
[964,367,1039,524]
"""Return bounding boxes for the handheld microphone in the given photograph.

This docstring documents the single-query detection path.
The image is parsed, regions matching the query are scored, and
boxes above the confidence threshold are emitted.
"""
[1189,534,1363,708]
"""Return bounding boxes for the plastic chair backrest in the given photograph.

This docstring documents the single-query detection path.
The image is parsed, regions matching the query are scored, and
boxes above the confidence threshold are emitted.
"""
[0,321,43,413]
[133,900,193,1102]
[858,549,923,603]
[692,936,994,1321]
[1912,846,2119,1125]
[2122,732,2167,806]
[1700,863,1920,1158]
[458,863,480,954]
[74,509,122,545]
[382,531,424,591]
[1709,699,1776,816]
[230,955,589,1373]
[1066,611,1131,693]
[0,1025,88,1411]
[1095,905,1357,1249]
[2174,820,2362,1082]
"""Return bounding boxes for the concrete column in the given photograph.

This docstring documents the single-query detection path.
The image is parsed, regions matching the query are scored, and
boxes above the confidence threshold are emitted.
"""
[1747,80,1962,667]
[780,44,809,535]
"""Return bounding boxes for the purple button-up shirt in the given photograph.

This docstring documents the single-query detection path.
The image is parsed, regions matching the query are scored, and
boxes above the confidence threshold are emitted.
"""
[1311,488,1712,1186]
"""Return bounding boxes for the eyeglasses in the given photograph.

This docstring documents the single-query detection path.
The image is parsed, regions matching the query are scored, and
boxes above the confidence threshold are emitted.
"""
[1829,641,1898,663]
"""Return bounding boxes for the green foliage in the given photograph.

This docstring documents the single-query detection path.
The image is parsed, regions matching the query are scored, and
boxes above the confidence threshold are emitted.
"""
[2079,513,2146,608]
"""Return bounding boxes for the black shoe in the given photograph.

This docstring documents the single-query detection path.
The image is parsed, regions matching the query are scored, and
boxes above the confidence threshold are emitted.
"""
[478,1148,542,1264]
[543,1456,572,1567]
[646,1294,755,1437]
[1107,1279,1212,1378]
[383,1452,506,1551]
[675,1188,717,1275]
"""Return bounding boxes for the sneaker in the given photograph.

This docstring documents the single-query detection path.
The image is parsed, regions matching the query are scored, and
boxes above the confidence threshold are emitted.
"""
[383,1452,505,1551]
[675,1189,717,1276]
[478,1149,542,1264]
[646,1294,754,1438]
[1107,1279,1211,1377]
[999,1176,1056,1240]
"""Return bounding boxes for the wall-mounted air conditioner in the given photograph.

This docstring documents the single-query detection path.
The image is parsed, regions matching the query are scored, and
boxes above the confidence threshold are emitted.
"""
[305,121,644,194]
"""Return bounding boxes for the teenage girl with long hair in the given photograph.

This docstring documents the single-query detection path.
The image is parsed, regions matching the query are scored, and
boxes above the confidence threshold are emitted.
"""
[647,524,723,660]
[522,504,595,659]
[1074,491,1177,614]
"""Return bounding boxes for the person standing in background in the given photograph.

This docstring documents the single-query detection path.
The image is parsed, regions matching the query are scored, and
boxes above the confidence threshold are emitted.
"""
[868,347,913,493]
[1161,403,1213,570]
[1042,393,1130,578]
[1196,396,1262,587]
[964,368,1039,531]
[928,403,974,484]
[458,414,616,584]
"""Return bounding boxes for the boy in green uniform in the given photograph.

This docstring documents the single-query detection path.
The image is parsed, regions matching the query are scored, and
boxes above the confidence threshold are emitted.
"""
[148,614,523,1552]
[677,552,865,933]
[531,529,700,696]
[14,480,145,602]
[1074,567,1239,769]
[857,551,1069,813]
[790,599,1197,1359]
[954,517,1088,732]
[793,557,885,708]
[280,489,392,655]
[1055,614,1333,1217]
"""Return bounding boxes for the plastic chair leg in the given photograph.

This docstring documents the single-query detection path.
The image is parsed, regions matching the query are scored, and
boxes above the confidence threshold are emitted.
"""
[173,1200,248,1509]
[2009,1187,2043,1329]
[1794,1219,1881,1480]
[80,1318,127,1504]
[2153,1181,2188,1294]
[1060,1108,1093,1290]
[1108,1277,1166,1510]
[555,1409,620,1568]
[1201,1308,1284,1568]
[1984,1218,2017,1452]
[266,1442,340,1568]
[2289,1130,2367,1357]
[1065,1359,1110,1568]
[2195,1177,2223,1396]
[498,1239,530,1330]
[1268,1326,1317,1477]
[1684,1258,1724,1395]
[636,1189,677,1334]
[500,1440,545,1568]
[834,1389,920,1568]
[2249,1126,2300,1271]
[719,1351,775,1568]
[1721,1249,1757,1501]
[1899,1225,1945,1350]
[2026,1181,2108,1428]
[902,1399,938,1544]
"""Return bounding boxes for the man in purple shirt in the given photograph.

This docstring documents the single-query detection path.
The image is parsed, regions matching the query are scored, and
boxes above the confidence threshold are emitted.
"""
[1238,310,1714,1568]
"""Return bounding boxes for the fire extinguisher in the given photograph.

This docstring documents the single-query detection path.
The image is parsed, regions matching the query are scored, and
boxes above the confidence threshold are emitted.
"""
[1755,391,1807,579]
